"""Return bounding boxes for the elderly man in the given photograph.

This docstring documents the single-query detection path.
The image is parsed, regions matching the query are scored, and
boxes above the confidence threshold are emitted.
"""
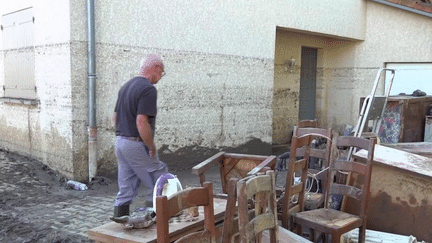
[111,54,167,219]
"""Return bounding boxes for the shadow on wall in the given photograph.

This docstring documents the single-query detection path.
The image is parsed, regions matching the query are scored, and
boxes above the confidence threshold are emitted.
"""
[159,138,273,172]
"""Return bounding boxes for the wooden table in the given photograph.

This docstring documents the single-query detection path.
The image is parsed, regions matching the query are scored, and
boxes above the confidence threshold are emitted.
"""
[382,142,432,159]
[352,145,432,242]
[88,198,227,243]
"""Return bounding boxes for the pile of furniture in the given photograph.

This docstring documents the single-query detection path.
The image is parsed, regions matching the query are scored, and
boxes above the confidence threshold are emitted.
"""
[92,119,431,243]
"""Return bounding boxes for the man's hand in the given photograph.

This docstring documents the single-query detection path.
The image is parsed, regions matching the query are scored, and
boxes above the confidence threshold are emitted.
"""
[148,144,157,158]
[136,114,156,158]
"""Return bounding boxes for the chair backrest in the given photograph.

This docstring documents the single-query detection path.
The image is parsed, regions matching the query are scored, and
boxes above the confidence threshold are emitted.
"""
[237,170,278,243]
[325,136,376,220]
[297,119,318,129]
[293,122,333,196]
[281,134,313,229]
[294,122,333,171]
[156,182,216,243]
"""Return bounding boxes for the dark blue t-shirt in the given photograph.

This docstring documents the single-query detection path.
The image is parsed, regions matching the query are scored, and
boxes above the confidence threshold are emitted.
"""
[114,77,157,137]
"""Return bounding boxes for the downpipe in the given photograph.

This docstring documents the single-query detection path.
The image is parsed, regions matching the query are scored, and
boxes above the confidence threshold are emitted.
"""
[87,0,97,182]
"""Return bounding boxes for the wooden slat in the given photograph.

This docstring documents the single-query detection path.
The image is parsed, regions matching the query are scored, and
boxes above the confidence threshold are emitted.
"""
[297,120,318,128]
[247,155,277,175]
[296,147,306,156]
[246,213,276,240]
[333,160,367,175]
[291,182,304,195]
[166,187,209,217]
[337,136,370,150]
[245,174,272,198]
[293,159,307,172]
[222,157,240,179]
[296,127,319,136]
[296,135,314,148]
[330,184,363,201]
[224,157,240,168]
[192,152,225,175]
[225,153,270,160]
[310,148,325,159]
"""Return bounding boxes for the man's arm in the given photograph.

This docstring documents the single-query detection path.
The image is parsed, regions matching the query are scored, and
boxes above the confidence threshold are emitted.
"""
[136,114,156,158]
[112,112,117,128]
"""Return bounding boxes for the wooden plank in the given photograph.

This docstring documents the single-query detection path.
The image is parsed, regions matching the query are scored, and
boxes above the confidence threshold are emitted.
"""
[88,198,228,243]
[354,144,432,178]
[261,226,313,243]
[293,159,307,172]
[333,160,367,175]
[330,184,362,201]
[191,152,225,175]
[224,153,271,160]
[291,183,304,195]
[382,142,432,159]
[247,156,277,175]
[341,228,412,243]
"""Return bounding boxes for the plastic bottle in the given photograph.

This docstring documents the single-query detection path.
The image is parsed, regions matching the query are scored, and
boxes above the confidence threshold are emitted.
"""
[67,180,88,191]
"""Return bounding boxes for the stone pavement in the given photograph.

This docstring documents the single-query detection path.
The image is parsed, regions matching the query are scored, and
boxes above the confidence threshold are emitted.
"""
[28,195,116,238]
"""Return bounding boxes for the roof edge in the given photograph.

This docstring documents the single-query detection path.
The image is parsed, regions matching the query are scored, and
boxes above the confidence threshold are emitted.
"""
[370,0,432,18]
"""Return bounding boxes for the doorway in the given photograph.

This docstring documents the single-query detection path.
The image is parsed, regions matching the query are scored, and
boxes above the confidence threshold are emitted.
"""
[299,47,318,121]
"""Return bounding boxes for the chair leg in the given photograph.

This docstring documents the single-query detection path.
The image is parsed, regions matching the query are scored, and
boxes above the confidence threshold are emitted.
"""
[309,228,315,242]
[295,224,302,236]
[330,232,341,243]
[314,232,325,243]
[358,226,366,243]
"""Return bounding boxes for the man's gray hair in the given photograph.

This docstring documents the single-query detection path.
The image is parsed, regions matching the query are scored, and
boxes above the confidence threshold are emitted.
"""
[140,54,163,70]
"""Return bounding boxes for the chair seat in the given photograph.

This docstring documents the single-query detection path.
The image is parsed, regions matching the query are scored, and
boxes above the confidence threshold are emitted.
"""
[294,208,362,233]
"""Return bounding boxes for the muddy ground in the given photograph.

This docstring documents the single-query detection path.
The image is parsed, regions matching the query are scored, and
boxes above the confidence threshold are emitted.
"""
[0,139,277,242]
[0,148,121,243]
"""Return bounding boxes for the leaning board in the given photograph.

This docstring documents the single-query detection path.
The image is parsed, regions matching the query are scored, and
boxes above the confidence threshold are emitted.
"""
[88,198,227,243]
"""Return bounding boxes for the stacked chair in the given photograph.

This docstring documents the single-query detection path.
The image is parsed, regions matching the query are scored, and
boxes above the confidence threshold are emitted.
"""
[283,135,376,243]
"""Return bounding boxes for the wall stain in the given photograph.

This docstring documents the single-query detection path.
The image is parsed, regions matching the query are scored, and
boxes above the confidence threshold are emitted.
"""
[368,191,432,242]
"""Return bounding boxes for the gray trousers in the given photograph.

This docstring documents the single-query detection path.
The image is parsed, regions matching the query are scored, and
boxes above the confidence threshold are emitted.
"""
[114,137,167,207]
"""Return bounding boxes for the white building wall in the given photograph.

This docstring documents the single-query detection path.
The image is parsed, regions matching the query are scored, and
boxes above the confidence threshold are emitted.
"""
[0,0,75,177]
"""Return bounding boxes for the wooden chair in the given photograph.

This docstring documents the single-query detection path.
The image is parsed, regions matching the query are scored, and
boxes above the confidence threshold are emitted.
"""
[192,152,277,198]
[291,136,377,243]
[237,170,279,243]
[158,179,240,243]
[156,182,217,243]
[293,122,333,211]
[280,134,315,229]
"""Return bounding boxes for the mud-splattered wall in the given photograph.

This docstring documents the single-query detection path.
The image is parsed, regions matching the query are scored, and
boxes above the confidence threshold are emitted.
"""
[92,45,275,175]
[1,0,431,182]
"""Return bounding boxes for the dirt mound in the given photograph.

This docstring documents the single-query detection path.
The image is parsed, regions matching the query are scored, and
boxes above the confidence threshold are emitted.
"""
[159,138,273,171]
